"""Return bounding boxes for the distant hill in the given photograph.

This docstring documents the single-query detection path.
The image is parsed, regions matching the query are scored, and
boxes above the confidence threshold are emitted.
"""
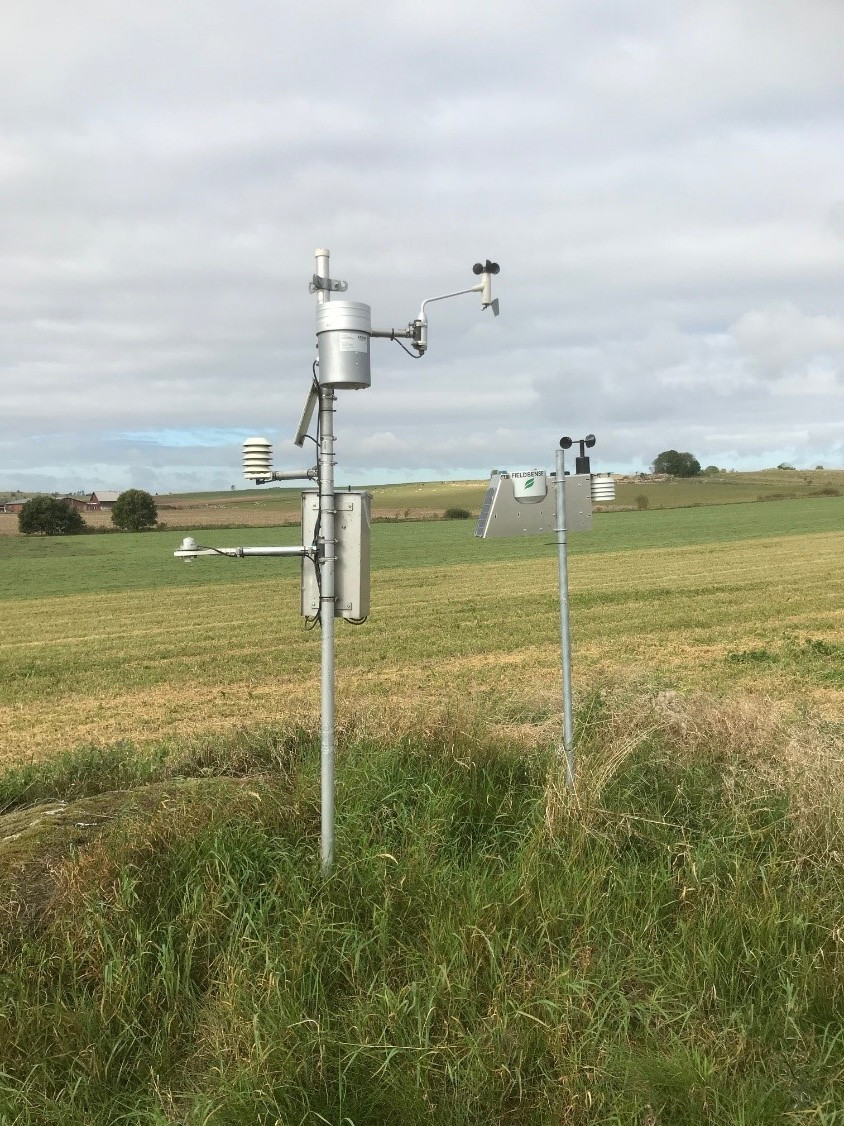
[154,469,844,528]
[2,469,841,535]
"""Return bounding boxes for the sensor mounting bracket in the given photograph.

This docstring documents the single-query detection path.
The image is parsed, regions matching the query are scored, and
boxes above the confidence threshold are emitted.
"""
[309,274,348,295]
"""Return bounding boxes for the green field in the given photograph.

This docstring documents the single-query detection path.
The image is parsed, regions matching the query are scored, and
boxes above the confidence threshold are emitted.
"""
[1,496,843,1122]
[2,493,843,603]
[1,495,842,761]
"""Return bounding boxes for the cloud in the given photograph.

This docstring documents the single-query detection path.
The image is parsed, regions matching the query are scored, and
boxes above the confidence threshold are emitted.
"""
[1,1,843,493]
[732,303,844,380]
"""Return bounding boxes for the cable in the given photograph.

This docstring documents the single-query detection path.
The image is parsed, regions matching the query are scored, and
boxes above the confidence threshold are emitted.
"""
[304,380,323,630]
[195,545,242,560]
[393,338,423,360]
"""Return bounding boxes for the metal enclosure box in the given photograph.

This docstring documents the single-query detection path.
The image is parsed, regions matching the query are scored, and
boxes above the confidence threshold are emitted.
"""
[301,490,372,619]
[475,472,592,538]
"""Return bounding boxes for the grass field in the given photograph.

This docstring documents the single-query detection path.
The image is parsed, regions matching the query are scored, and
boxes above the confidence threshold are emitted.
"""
[1,495,843,1122]
[1,496,842,761]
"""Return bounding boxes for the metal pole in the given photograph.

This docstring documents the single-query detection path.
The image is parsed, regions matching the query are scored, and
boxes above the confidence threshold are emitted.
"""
[174,545,308,560]
[554,447,575,788]
[314,249,337,873]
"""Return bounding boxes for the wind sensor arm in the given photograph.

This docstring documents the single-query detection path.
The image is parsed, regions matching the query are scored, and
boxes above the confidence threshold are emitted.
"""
[370,260,500,356]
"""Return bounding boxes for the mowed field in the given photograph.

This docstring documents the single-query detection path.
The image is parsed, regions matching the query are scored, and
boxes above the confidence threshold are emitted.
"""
[1,495,842,764]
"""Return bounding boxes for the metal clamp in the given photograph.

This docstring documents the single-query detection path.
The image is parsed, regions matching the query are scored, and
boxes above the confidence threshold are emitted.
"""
[309,275,348,294]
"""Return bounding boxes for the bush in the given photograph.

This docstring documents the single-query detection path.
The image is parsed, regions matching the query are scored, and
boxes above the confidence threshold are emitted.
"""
[635,494,650,510]
[18,497,86,536]
[111,489,158,531]
[443,507,472,520]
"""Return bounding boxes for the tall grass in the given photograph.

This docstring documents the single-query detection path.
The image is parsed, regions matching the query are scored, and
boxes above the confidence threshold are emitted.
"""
[0,695,843,1123]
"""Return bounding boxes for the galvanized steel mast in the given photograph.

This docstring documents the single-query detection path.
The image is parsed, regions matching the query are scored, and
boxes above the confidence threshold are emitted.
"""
[314,248,337,874]
[555,443,575,789]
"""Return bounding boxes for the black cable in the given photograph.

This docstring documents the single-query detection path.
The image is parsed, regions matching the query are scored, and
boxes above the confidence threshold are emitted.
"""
[201,546,242,560]
[304,383,323,630]
[393,338,423,360]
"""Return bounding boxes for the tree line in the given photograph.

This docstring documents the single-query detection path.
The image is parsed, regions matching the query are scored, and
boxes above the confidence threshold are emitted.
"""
[17,490,158,535]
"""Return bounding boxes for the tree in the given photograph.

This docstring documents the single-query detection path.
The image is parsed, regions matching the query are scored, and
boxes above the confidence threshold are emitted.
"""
[19,496,86,536]
[111,489,158,531]
[652,450,701,478]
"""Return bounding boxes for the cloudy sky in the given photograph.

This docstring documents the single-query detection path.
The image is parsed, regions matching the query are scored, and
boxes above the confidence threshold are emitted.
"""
[2,0,843,494]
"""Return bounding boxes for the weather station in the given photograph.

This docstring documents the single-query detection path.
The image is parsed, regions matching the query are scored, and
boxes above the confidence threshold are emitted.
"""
[174,249,500,871]
[476,435,615,787]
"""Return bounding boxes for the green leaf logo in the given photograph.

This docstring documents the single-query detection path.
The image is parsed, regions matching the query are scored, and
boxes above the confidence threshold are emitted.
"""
[525,477,535,489]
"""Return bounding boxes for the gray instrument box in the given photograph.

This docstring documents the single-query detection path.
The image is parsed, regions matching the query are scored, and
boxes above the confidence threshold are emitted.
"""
[301,490,372,618]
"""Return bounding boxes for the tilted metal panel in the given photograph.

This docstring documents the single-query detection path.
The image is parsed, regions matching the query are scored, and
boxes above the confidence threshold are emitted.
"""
[475,473,591,538]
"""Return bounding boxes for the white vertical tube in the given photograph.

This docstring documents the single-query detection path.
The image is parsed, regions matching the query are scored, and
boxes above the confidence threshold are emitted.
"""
[555,448,575,789]
[315,248,337,872]
[314,249,330,305]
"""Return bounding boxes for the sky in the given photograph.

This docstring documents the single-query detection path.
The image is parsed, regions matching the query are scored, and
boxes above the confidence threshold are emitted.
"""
[2,0,843,494]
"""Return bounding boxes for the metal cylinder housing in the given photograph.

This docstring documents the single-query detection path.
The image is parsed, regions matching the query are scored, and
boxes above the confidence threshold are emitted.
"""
[316,301,372,389]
